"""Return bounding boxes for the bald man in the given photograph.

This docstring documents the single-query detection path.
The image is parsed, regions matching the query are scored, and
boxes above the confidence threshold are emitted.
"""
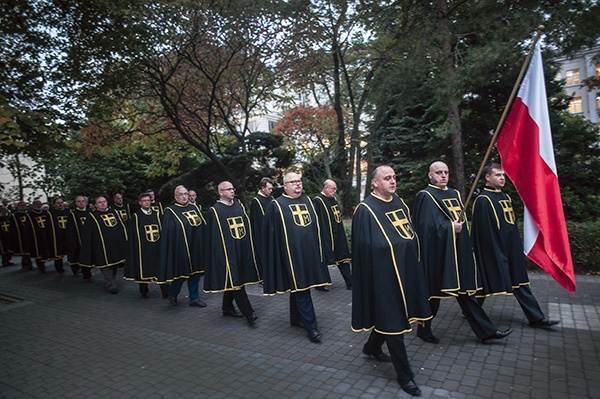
[412,161,512,344]
[313,179,352,290]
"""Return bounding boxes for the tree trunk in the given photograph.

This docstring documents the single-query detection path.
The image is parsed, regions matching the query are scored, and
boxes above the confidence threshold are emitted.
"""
[438,0,465,195]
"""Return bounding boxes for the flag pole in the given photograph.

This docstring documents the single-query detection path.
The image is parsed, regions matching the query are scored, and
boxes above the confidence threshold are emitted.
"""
[458,26,545,221]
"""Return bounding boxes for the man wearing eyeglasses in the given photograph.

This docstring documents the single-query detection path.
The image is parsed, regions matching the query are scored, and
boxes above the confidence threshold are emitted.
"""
[204,181,260,325]
[262,172,332,343]
[158,185,207,308]
[412,161,512,344]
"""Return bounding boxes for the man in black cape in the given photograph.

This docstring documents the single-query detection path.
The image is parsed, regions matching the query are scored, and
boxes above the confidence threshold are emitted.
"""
[204,181,260,325]
[146,189,164,216]
[10,201,32,270]
[263,172,331,343]
[124,192,169,299]
[158,185,207,308]
[49,197,75,275]
[249,177,273,276]
[412,161,512,344]
[79,196,128,294]
[313,179,352,290]
[472,163,559,329]
[66,196,91,282]
[25,199,56,273]
[0,206,13,267]
[112,193,131,222]
[352,165,432,397]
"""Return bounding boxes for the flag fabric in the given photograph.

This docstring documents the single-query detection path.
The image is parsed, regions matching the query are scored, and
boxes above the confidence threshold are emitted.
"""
[496,41,576,294]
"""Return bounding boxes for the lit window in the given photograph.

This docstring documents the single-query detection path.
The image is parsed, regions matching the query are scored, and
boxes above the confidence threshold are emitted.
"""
[566,69,580,85]
[597,95,600,109]
[569,97,582,113]
[596,64,600,77]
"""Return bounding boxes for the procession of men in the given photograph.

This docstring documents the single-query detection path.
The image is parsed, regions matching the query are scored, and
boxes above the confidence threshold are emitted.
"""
[0,164,561,397]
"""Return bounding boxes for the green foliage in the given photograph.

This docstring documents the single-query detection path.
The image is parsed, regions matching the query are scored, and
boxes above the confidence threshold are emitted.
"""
[55,147,167,205]
[564,220,600,274]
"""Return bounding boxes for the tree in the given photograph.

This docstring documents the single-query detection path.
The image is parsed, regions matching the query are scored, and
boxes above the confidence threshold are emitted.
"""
[0,0,155,155]
[366,0,600,201]
[280,0,385,214]
[272,105,339,178]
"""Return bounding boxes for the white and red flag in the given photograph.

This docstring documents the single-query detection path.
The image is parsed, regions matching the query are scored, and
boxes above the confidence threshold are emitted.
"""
[496,41,576,293]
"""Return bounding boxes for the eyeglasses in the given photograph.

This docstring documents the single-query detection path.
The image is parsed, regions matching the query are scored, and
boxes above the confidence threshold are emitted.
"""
[285,180,302,185]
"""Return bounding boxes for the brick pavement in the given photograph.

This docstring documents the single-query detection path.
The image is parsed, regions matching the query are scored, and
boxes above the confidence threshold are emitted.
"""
[0,261,598,399]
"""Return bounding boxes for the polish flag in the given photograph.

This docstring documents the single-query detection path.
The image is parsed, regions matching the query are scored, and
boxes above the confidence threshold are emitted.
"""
[496,41,576,293]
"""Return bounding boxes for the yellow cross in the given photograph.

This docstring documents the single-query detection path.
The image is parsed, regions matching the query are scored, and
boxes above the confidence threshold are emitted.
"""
[499,200,515,224]
[144,224,160,242]
[442,198,463,220]
[227,217,246,239]
[290,204,311,227]
[385,209,415,239]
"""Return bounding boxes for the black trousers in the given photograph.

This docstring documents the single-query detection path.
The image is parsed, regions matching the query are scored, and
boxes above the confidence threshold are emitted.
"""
[480,285,545,323]
[337,262,352,288]
[222,286,254,317]
[364,330,413,382]
[80,265,93,281]
[289,290,318,332]
[419,295,497,339]
[21,255,32,269]
[139,282,170,298]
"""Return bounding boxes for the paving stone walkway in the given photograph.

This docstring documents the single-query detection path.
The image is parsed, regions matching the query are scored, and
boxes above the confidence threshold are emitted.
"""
[0,261,598,399]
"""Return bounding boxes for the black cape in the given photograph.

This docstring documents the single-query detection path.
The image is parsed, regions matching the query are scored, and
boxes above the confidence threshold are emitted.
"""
[351,193,432,335]
[0,215,12,255]
[25,210,55,262]
[249,193,272,272]
[150,201,164,216]
[471,188,530,296]
[124,209,162,282]
[204,199,261,292]
[313,193,351,266]
[50,208,70,258]
[66,208,89,265]
[113,204,131,222]
[79,209,128,268]
[413,185,481,298]
[157,203,206,283]
[10,211,29,255]
[262,194,331,294]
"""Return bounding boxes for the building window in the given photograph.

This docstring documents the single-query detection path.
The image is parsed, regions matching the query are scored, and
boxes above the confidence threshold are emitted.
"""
[566,69,580,85]
[597,95,600,110]
[569,97,582,114]
[268,121,277,132]
[596,64,600,77]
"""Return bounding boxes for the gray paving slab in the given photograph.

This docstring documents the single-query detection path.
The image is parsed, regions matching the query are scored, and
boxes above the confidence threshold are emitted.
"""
[0,260,598,399]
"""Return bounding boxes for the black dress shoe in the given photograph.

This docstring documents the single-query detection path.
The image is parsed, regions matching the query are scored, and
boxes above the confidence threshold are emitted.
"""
[223,310,244,318]
[398,379,422,396]
[417,331,440,344]
[481,328,513,343]
[315,286,329,292]
[246,313,258,325]
[529,318,560,329]
[308,330,322,343]
[362,348,392,363]
[189,300,207,307]
[168,296,178,306]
